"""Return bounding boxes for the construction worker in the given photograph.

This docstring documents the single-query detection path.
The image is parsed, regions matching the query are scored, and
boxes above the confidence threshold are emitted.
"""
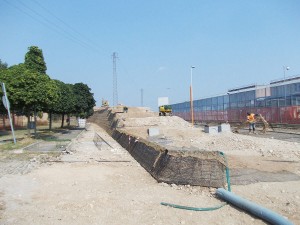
[247,112,257,134]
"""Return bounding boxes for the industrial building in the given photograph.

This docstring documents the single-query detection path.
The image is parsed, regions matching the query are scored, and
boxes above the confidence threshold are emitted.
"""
[171,75,300,124]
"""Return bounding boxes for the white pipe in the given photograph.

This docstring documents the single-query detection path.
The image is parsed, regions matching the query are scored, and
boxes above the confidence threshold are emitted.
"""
[216,188,294,225]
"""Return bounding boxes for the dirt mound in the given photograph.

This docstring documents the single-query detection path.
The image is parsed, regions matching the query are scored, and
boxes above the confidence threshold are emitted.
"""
[90,107,300,185]
[111,107,300,161]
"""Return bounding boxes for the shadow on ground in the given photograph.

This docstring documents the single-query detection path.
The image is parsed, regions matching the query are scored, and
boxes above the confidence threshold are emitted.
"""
[231,168,300,185]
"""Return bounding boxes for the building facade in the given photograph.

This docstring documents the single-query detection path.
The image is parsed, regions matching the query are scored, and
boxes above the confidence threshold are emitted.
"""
[171,76,300,124]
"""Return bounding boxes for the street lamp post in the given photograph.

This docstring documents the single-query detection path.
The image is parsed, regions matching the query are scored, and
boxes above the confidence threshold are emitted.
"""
[190,66,195,125]
[283,66,290,106]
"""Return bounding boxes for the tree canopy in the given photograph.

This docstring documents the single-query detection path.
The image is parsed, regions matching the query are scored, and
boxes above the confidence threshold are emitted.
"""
[51,80,76,114]
[0,82,6,115]
[24,46,47,74]
[73,83,96,118]
[0,64,58,114]
[0,59,8,70]
[0,46,96,123]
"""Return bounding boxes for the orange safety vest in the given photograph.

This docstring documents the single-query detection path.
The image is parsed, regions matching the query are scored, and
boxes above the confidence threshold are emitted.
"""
[247,113,256,123]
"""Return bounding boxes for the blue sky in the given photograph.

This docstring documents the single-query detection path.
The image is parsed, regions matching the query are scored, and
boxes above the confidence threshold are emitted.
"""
[1,0,300,111]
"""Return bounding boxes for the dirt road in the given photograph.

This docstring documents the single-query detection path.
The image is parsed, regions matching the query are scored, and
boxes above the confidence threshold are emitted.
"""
[0,123,299,225]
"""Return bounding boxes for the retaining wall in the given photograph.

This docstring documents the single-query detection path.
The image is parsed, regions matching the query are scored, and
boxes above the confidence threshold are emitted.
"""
[111,129,226,188]
[91,109,227,188]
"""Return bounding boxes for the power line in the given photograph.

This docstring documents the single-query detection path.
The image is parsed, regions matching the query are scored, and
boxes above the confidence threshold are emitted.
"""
[3,0,102,53]
[30,0,104,53]
[16,0,96,51]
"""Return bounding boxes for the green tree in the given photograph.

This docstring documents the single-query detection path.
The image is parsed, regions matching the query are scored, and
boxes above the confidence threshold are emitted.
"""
[0,64,58,134]
[50,80,76,128]
[73,83,96,118]
[0,65,8,129]
[0,59,8,70]
[24,46,47,74]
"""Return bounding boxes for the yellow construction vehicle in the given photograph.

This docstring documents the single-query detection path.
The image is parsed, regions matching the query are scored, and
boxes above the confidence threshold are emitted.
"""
[101,99,109,107]
[159,105,172,116]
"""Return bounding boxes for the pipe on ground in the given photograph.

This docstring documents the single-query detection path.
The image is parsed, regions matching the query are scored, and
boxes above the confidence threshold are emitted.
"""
[216,188,294,225]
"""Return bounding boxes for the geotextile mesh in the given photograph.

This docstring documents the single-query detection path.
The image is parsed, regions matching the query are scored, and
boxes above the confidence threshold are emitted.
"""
[112,129,226,188]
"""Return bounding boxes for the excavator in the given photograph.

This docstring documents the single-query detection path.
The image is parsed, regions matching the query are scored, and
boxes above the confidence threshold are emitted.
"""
[234,113,272,133]
[159,105,172,116]
[101,99,109,107]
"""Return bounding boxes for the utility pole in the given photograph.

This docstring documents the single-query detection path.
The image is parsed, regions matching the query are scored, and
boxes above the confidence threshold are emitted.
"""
[112,52,118,106]
[141,88,144,106]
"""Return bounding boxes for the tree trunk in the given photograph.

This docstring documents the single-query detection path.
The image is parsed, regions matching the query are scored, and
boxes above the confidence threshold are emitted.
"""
[61,113,65,128]
[67,114,70,126]
[2,114,6,131]
[27,114,31,136]
[12,111,15,128]
[34,108,37,137]
[49,111,52,131]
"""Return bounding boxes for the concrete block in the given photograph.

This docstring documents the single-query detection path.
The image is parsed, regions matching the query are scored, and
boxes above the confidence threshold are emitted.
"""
[204,126,218,134]
[78,118,86,128]
[218,123,231,132]
[148,127,160,137]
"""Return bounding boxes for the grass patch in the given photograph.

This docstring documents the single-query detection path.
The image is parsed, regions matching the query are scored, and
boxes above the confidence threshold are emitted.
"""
[40,137,72,142]
[0,149,61,161]
[0,138,36,151]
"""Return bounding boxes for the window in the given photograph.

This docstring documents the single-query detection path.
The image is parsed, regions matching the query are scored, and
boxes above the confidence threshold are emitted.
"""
[238,102,245,108]
[218,96,224,104]
[212,97,218,105]
[245,101,252,107]
[200,99,205,107]
[224,95,229,103]
[286,97,291,106]
[205,105,212,111]
[237,92,245,102]
[271,99,278,107]
[292,96,300,105]
[245,91,255,100]
[205,98,212,106]
[256,99,266,107]
[230,93,237,103]
[278,99,285,107]
[230,102,237,108]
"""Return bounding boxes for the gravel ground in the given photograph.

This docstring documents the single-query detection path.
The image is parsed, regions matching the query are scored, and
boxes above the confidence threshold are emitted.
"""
[0,108,299,225]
